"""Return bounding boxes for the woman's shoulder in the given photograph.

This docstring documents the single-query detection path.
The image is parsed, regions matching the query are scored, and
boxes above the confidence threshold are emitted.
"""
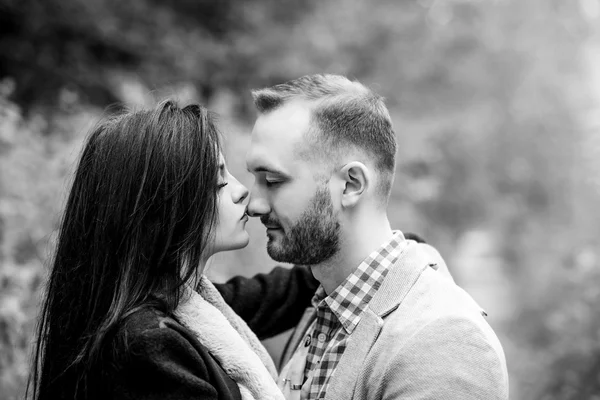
[110,306,242,400]
[113,306,198,367]
[118,306,180,339]
[114,306,206,367]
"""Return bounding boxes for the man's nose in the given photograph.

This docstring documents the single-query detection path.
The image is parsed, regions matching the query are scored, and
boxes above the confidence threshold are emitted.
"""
[247,190,270,217]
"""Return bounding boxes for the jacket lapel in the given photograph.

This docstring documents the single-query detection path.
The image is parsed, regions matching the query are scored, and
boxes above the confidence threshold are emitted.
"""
[369,241,432,316]
[326,241,433,399]
[325,309,383,399]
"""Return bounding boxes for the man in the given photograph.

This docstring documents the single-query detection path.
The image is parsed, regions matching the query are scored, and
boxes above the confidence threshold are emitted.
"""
[245,74,509,399]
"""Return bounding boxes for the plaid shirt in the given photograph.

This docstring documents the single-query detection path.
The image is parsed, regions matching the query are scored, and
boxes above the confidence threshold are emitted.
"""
[299,231,408,399]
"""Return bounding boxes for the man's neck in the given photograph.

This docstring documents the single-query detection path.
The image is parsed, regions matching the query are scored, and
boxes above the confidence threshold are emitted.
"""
[311,216,394,295]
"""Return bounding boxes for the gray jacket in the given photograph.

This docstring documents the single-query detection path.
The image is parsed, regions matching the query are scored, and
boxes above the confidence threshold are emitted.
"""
[280,241,509,400]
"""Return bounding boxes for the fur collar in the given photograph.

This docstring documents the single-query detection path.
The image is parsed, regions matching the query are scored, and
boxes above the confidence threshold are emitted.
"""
[174,277,284,400]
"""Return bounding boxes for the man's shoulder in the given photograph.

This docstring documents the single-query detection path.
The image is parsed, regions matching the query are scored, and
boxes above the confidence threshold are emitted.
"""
[382,261,489,335]
[382,239,480,317]
[374,256,506,367]
[375,241,501,349]
[366,263,508,397]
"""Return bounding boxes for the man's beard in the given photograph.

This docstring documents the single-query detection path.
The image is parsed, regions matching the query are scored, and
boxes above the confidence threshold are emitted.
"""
[262,186,340,265]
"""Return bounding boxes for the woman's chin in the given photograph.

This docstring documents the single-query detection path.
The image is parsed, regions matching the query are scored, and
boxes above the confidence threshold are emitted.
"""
[213,232,250,254]
[236,232,251,249]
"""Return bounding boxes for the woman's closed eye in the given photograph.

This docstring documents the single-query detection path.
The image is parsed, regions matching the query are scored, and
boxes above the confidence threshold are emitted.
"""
[218,182,228,190]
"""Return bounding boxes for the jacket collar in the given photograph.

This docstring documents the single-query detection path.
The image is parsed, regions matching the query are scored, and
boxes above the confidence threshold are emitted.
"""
[310,231,408,334]
[324,240,436,399]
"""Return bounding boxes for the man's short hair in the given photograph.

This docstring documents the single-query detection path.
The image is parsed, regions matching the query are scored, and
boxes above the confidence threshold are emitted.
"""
[251,74,397,202]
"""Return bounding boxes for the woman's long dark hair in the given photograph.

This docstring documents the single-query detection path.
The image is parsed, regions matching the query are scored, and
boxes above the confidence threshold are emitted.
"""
[28,100,223,400]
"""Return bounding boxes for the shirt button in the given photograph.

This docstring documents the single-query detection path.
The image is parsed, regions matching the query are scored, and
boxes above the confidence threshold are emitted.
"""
[317,333,327,343]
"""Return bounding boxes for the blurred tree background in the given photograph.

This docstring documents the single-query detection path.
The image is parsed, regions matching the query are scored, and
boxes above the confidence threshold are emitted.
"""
[1,0,600,398]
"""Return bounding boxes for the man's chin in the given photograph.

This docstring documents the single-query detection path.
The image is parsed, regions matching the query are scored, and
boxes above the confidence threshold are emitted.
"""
[266,241,293,264]
[266,249,288,263]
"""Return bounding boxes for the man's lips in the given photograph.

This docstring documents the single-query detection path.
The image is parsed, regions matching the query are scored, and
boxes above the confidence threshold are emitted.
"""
[263,222,282,229]
[260,217,281,230]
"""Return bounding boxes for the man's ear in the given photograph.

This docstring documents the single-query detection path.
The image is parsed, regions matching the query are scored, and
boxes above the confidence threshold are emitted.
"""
[339,162,369,208]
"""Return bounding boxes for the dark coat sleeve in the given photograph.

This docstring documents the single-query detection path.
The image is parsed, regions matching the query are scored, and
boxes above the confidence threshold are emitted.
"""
[112,326,241,400]
[214,265,319,340]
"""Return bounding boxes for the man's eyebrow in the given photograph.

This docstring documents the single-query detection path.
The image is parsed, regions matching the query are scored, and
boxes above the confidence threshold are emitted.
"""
[247,164,287,176]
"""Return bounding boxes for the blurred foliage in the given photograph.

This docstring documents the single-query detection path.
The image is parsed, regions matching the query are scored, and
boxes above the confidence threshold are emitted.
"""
[0,0,315,111]
[1,0,600,399]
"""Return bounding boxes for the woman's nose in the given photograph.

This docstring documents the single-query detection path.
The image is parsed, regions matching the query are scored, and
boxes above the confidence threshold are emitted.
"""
[233,180,249,204]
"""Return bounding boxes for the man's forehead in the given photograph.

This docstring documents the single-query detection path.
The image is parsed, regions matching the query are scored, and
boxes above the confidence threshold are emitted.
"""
[252,100,312,138]
[246,102,312,172]
[246,141,287,174]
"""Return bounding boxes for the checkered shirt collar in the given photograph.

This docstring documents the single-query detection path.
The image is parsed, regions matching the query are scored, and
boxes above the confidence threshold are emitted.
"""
[311,230,407,334]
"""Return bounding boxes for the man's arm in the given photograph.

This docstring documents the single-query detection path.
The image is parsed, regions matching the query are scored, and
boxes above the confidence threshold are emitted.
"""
[214,265,319,340]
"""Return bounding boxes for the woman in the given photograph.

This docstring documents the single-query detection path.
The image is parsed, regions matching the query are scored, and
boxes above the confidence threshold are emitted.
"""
[28,100,289,400]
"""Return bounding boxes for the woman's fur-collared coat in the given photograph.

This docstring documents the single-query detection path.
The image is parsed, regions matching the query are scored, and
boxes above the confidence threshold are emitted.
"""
[104,265,318,400]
